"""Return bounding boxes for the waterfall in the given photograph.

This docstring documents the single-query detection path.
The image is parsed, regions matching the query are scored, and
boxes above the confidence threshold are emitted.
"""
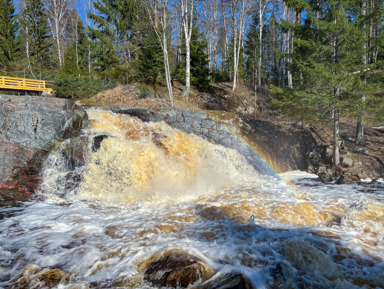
[38,109,260,204]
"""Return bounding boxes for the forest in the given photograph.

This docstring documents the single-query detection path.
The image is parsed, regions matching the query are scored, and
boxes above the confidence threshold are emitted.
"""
[0,0,384,168]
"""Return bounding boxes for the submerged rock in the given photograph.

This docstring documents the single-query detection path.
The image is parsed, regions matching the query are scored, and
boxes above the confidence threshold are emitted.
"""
[13,264,71,288]
[142,251,214,288]
[144,252,204,288]
[207,273,250,289]
[270,262,298,289]
[283,238,341,280]
[0,194,18,206]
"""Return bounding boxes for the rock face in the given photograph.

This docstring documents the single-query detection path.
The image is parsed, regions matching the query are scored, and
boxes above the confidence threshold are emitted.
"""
[0,94,86,199]
[245,120,318,172]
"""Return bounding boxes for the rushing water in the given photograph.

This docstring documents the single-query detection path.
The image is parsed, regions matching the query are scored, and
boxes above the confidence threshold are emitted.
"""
[0,110,383,289]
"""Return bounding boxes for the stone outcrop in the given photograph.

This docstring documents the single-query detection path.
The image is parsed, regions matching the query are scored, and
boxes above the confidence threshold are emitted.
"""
[0,94,86,199]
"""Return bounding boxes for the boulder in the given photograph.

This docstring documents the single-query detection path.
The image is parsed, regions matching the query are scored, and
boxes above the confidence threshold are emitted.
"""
[13,264,71,289]
[341,157,353,168]
[0,94,86,197]
[207,273,249,289]
[282,238,341,281]
[317,167,333,183]
[144,252,205,288]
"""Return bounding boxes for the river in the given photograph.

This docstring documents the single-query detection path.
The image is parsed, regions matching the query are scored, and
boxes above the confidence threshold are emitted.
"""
[0,110,383,288]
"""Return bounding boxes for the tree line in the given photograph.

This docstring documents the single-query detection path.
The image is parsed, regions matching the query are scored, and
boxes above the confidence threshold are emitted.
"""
[0,0,383,167]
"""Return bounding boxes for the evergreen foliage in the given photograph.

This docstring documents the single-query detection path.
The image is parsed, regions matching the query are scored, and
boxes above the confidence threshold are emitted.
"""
[54,76,113,99]
[272,0,367,123]
[21,0,52,77]
[174,22,210,92]
[88,0,138,81]
[136,29,164,86]
[59,44,80,77]
[244,14,260,85]
[0,0,22,74]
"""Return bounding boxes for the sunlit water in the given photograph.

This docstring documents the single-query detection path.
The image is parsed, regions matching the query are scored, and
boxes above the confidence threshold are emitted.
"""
[0,110,383,288]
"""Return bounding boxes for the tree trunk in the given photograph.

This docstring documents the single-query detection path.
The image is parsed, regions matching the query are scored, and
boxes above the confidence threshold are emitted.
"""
[154,0,158,29]
[163,30,174,107]
[258,0,263,87]
[221,0,228,74]
[56,21,62,66]
[287,29,293,88]
[333,101,340,169]
[181,0,194,100]
[185,36,191,98]
[355,0,367,145]
[232,0,238,90]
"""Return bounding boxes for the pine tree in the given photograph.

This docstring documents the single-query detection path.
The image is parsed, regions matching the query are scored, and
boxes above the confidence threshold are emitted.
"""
[0,0,22,74]
[21,0,52,78]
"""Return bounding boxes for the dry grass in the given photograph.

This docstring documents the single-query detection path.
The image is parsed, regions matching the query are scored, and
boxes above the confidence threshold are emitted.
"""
[77,81,270,116]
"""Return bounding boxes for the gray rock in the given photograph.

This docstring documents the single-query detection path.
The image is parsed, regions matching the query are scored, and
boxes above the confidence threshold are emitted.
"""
[0,94,86,188]
[0,94,85,150]
[341,157,353,168]
[317,166,333,183]
[283,238,341,280]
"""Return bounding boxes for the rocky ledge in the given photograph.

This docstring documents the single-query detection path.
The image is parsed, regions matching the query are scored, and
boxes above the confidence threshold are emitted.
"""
[0,94,86,200]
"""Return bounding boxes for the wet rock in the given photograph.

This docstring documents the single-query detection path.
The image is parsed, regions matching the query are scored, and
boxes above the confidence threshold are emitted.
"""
[92,135,109,152]
[13,264,71,289]
[0,94,87,197]
[207,273,249,289]
[144,252,209,288]
[317,167,333,183]
[334,174,360,184]
[270,262,298,289]
[283,238,341,280]
[246,120,318,172]
[0,194,18,206]
[0,181,17,190]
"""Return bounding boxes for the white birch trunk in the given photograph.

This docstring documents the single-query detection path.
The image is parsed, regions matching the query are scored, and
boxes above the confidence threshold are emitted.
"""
[181,0,194,99]
[356,0,367,145]
[258,0,263,87]
[46,0,69,67]
[143,0,174,107]
[232,0,247,91]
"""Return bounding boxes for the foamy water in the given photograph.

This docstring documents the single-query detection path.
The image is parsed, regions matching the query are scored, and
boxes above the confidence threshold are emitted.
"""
[0,110,383,288]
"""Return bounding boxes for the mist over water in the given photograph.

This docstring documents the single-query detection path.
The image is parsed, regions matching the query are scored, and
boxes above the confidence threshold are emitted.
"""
[1,110,383,288]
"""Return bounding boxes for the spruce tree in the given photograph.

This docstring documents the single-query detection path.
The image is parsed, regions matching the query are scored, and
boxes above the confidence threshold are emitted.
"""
[22,0,52,78]
[0,0,22,74]
[174,22,210,92]
[272,0,366,171]
[88,0,138,81]
[136,29,164,86]
[59,44,79,77]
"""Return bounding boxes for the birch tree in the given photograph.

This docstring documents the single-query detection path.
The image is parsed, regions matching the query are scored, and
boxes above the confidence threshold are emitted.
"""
[45,0,70,67]
[176,0,194,99]
[231,0,250,91]
[200,0,219,74]
[142,0,174,107]
[252,0,270,116]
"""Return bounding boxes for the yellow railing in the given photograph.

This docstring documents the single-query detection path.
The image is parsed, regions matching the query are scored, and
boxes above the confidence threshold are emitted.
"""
[0,76,53,93]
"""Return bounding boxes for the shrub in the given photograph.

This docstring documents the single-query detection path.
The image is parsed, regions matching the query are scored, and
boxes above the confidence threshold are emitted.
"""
[54,76,115,99]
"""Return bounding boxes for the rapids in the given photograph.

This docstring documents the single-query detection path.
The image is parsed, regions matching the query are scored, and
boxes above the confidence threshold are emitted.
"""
[0,109,383,288]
